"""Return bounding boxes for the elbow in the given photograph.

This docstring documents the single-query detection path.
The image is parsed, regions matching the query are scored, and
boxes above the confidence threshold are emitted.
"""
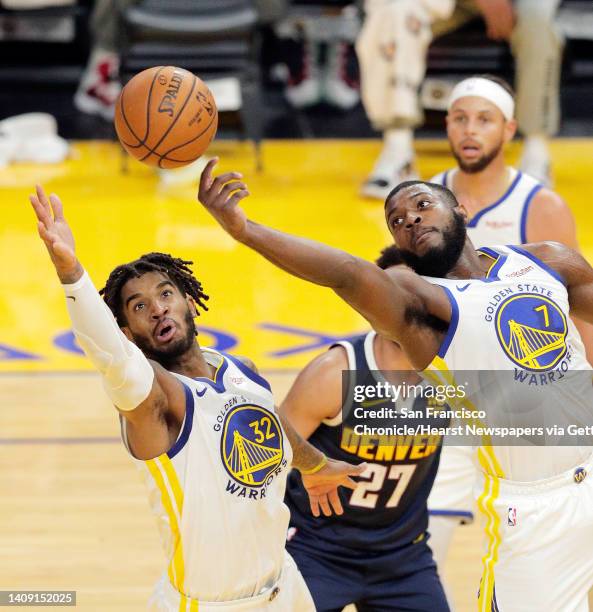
[332,255,365,290]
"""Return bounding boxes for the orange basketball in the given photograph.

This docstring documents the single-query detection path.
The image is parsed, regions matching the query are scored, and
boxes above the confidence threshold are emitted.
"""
[114,66,218,169]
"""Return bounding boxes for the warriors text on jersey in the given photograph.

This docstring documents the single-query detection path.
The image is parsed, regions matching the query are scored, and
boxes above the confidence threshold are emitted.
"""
[285,331,446,551]
[121,349,292,603]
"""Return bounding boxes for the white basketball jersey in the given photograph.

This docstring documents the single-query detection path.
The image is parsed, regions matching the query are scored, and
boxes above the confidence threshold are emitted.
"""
[423,246,593,481]
[430,167,543,246]
[122,349,292,604]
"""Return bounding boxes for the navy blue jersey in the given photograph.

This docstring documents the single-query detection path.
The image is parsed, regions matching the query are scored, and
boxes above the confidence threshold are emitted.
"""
[285,331,447,551]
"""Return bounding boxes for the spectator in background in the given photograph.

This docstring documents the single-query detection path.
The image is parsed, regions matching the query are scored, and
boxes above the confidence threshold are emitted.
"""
[277,1,360,110]
[74,0,288,120]
[357,0,563,198]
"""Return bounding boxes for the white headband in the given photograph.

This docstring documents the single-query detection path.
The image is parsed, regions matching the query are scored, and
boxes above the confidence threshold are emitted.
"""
[447,77,515,121]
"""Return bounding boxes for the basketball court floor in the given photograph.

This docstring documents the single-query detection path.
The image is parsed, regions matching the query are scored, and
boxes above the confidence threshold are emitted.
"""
[2,138,593,610]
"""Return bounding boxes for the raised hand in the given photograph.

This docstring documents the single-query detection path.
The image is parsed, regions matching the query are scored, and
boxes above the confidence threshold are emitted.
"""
[301,458,368,517]
[29,185,82,284]
[197,158,250,240]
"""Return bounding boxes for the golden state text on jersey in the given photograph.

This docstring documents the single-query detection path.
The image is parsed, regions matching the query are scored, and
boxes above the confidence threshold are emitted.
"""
[425,245,591,386]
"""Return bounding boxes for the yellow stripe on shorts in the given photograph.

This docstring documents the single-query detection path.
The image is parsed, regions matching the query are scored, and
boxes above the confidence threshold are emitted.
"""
[146,456,187,604]
[477,447,502,612]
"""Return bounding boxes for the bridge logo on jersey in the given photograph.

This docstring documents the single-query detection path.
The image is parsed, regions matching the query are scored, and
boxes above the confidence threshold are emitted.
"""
[221,404,284,487]
[495,293,568,371]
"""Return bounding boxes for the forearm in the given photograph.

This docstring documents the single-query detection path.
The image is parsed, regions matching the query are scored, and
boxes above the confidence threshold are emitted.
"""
[241,220,361,290]
[279,412,326,472]
[62,270,154,411]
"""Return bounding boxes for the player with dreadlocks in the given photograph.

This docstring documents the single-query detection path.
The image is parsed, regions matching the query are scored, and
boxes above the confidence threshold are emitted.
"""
[28,185,364,612]
[100,253,211,371]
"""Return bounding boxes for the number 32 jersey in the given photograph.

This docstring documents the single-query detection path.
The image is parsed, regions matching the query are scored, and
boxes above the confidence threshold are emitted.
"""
[121,349,292,604]
[285,331,446,551]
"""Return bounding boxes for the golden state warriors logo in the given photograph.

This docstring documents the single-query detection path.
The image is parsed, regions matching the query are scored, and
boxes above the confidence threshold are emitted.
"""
[495,293,568,371]
[221,404,284,487]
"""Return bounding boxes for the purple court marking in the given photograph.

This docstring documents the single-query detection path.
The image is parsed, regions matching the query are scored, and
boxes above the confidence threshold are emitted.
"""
[0,436,120,445]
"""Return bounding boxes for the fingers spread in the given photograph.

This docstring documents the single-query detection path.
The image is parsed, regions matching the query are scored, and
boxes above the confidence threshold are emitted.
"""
[309,497,320,518]
[199,157,218,194]
[30,194,52,226]
[328,490,344,515]
[352,462,368,475]
[49,194,64,221]
[227,190,250,207]
[318,495,332,517]
[219,181,246,200]
[36,185,51,213]
[338,476,359,490]
[210,172,243,196]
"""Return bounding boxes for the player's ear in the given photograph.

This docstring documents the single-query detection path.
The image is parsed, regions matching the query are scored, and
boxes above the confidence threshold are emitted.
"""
[457,203,469,223]
[503,118,517,143]
[121,326,135,343]
[187,295,198,317]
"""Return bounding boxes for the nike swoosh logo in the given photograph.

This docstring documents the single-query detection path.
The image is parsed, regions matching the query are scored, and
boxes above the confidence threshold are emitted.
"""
[196,387,207,397]
[456,283,471,292]
[66,296,76,301]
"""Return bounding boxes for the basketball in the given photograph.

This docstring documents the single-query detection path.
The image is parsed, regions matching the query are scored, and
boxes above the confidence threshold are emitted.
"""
[114,66,218,169]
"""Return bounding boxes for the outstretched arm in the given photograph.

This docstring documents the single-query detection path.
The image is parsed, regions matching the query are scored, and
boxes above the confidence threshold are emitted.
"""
[197,160,448,365]
[29,186,185,459]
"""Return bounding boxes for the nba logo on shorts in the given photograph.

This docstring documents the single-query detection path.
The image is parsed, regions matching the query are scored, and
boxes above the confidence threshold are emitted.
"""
[507,507,517,526]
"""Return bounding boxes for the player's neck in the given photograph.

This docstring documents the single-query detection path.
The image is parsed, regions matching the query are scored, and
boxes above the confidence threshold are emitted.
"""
[446,240,493,280]
[373,334,404,369]
[454,157,512,210]
[166,342,216,379]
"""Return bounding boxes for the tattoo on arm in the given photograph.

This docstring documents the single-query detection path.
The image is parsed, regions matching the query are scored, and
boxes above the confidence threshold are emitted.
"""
[279,412,325,471]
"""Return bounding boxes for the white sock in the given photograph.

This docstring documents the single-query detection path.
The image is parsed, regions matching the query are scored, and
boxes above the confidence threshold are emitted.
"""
[372,128,414,177]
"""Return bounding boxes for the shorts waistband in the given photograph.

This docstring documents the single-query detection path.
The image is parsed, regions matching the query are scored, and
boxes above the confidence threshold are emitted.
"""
[480,450,593,496]
[163,571,283,610]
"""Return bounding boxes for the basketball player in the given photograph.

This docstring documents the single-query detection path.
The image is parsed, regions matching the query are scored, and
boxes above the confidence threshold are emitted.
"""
[425,73,593,599]
[282,248,449,611]
[357,0,563,197]
[28,185,366,611]
[198,161,593,610]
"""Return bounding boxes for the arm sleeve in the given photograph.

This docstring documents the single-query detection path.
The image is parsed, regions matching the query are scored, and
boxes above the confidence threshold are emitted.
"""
[62,270,154,411]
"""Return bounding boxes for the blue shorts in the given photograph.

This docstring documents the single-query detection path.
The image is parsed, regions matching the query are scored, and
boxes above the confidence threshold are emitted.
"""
[286,531,449,612]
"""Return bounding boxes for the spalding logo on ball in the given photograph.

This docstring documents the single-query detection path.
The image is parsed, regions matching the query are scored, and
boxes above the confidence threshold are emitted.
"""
[114,66,218,168]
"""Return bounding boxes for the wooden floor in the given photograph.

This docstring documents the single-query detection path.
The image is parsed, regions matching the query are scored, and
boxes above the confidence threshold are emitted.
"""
[0,374,482,611]
[2,139,593,610]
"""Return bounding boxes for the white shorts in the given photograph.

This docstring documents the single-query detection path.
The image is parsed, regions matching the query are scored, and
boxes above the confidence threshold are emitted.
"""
[148,553,315,612]
[428,445,476,521]
[477,452,593,612]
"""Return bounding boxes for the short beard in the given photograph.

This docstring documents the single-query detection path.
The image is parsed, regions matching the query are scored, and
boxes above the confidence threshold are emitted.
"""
[453,140,502,174]
[398,210,467,277]
[132,308,197,369]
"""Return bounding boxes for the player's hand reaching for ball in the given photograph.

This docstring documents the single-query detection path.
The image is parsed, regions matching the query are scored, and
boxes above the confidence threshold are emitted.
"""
[301,458,368,517]
[29,185,82,284]
[198,158,250,240]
